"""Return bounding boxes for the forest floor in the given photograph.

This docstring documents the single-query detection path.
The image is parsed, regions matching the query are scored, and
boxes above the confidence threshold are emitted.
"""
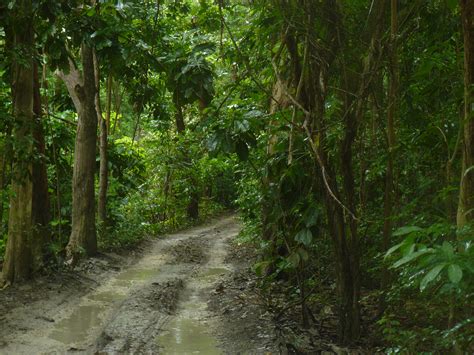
[0,214,379,354]
[0,214,278,354]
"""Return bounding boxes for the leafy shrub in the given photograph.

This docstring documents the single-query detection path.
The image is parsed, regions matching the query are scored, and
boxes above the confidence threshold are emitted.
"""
[382,223,474,352]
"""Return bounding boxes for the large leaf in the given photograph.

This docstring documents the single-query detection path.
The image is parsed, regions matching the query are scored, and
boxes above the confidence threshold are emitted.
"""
[288,252,301,268]
[295,228,313,246]
[385,241,405,257]
[254,260,271,276]
[420,264,446,291]
[448,264,463,283]
[393,226,423,237]
[392,249,432,268]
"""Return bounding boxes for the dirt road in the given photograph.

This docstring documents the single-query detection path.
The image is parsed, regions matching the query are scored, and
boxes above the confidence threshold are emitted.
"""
[0,215,276,354]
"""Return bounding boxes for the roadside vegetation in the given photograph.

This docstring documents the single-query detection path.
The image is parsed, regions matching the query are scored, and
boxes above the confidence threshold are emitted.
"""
[0,0,473,352]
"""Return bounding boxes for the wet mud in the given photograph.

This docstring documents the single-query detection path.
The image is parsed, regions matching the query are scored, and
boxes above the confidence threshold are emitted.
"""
[0,215,277,354]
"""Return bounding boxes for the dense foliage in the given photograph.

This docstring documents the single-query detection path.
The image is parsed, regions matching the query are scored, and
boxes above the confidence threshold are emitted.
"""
[0,0,473,352]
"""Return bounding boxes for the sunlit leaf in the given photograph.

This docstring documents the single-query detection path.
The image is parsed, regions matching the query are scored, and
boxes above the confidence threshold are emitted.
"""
[420,264,446,291]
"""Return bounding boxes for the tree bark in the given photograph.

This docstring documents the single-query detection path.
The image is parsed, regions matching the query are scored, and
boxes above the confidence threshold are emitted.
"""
[2,0,36,283]
[457,0,474,227]
[61,44,98,263]
[380,0,398,309]
[32,61,51,266]
[95,53,109,226]
[0,138,8,239]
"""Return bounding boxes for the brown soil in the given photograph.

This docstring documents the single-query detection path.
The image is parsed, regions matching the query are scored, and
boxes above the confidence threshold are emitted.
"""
[0,215,279,354]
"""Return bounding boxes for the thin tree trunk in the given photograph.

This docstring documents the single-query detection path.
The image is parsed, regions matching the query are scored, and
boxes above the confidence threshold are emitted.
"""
[175,103,186,134]
[380,0,399,310]
[457,0,474,227]
[32,61,51,266]
[112,82,123,135]
[105,75,113,131]
[2,0,36,283]
[95,53,109,226]
[0,140,7,238]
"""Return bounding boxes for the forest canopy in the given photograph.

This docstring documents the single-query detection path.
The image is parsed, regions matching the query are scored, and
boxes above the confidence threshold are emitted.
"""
[0,0,473,352]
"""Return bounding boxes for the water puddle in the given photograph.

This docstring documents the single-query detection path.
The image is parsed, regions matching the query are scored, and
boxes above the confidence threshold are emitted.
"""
[86,290,127,302]
[48,267,161,345]
[157,318,221,355]
[157,266,230,354]
[201,267,229,278]
[112,268,158,287]
[49,304,106,344]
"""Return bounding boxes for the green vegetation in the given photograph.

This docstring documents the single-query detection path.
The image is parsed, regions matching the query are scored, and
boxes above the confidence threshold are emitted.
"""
[0,0,473,352]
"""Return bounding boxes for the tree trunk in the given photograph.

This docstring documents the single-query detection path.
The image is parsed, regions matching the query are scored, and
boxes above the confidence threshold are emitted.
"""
[64,44,98,262]
[112,82,123,135]
[2,0,36,283]
[95,53,109,226]
[32,61,51,266]
[380,0,399,310]
[457,0,474,227]
[0,139,8,238]
[175,103,186,134]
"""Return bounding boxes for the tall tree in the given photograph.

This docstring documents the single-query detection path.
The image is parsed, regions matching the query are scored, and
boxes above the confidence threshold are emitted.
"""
[31,61,51,265]
[457,0,474,227]
[95,53,109,227]
[2,0,38,283]
[380,0,399,307]
[58,44,98,263]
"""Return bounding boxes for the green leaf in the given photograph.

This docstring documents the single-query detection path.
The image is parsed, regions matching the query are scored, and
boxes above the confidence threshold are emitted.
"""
[254,260,271,276]
[393,226,423,237]
[295,228,313,246]
[420,264,446,291]
[305,208,319,228]
[234,120,250,132]
[441,241,454,259]
[288,252,301,268]
[392,249,432,268]
[385,241,405,257]
[448,264,463,283]
[297,248,309,262]
[445,0,458,11]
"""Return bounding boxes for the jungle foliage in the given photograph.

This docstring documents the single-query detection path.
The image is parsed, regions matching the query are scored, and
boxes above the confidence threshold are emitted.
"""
[0,0,473,352]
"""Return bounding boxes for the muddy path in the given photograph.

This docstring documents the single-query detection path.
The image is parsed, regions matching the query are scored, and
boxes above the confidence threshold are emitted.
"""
[0,215,277,354]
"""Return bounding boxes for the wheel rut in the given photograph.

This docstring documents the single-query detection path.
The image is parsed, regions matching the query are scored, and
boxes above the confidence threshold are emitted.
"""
[0,215,239,354]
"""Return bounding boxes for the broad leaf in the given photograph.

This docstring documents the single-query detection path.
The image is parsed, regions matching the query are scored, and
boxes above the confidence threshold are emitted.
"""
[288,252,301,268]
[295,228,313,246]
[393,226,423,237]
[420,264,446,291]
[392,249,432,268]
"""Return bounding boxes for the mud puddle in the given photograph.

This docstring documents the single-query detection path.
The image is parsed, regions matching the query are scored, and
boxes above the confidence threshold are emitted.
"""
[0,215,239,354]
[157,267,231,354]
[46,257,168,349]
